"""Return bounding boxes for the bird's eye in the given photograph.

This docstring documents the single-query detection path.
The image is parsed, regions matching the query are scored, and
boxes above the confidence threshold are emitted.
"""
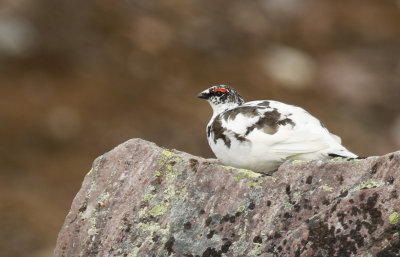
[213,88,227,96]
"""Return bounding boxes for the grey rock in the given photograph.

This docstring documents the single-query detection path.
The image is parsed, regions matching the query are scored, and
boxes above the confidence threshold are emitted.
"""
[54,138,400,257]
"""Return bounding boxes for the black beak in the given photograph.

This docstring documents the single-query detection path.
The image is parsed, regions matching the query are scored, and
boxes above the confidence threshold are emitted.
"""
[197,92,209,99]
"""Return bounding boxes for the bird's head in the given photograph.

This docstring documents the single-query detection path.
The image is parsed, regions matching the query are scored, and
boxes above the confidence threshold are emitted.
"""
[197,85,244,115]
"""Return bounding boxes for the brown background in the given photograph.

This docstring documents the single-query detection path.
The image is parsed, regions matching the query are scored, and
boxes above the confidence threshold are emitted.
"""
[1,0,400,256]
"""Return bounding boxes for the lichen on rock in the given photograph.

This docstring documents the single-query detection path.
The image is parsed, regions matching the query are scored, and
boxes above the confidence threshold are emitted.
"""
[55,138,400,257]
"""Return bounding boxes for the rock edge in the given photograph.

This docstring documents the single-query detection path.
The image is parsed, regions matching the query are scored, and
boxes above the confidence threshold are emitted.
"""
[54,138,400,257]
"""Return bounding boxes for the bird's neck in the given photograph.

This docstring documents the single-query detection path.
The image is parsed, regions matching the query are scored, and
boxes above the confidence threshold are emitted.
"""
[211,102,241,118]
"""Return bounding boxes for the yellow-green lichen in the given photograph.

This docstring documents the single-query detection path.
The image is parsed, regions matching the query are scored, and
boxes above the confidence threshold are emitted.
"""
[270,176,277,182]
[230,240,249,255]
[116,248,123,255]
[86,177,97,199]
[245,180,263,187]
[87,168,93,175]
[237,205,246,212]
[319,184,334,192]
[284,202,293,210]
[136,222,170,237]
[154,170,161,177]
[134,222,170,251]
[236,168,261,179]
[163,184,188,202]
[97,192,110,208]
[389,212,399,225]
[149,204,168,217]
[341,185,351,194]
[330,157,362,167]
[138,206,148,217]
[352,179,387,192]
[291,159,311,164]
[143,193,155,202]
[329,157,345,163]
[250,242,262,256]
[349,158,362,164]
[293,192,302,201]
[166,167,179,179]
[88,216,98,235]
[85,156,103,199]
[164,184,177,200]
[161,150,174,158]
[158,150,182,180]
[127,247,140,257]
[228,167,263,187]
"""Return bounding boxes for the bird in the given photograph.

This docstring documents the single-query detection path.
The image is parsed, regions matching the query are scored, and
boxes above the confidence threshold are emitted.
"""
[197,85,358,174]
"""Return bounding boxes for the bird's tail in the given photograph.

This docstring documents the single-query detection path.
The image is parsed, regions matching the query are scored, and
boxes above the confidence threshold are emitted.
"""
[328,152,365,159]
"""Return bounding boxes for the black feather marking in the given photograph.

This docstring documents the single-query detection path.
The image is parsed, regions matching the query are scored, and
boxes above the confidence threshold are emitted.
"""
[328,153,347,158]
[245,109,295,136]
[211,117,231,148]
[223,106,259,122]
[257,101,270,107]
[207,125,211,137]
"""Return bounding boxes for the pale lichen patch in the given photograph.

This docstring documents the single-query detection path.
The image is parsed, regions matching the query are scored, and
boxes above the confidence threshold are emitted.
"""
[291,159,311,165]
[329,157,346,163]
[319,184,334,192]
[127,247,140,257]
[284,202,293,210]
[389,212,399,225]
[340,185,351,195]
[237,205,246,213]
[229,240,249,256]
[158,149,182,180]
[138,206,148,217]
[88,216,98,236]
[293,192,302,201]
[143,193,155,202]
[224,167,263,187]
[351,179,387,192]
[97,192,110,208]
[250,242,262,256]
[86,177,97,200]
[161,150,174,158]
[149,204,168,217]
[164,184,177,200]
[136,222,170,236]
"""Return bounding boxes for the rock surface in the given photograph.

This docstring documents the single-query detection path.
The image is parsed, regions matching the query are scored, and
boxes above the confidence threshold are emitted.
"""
[54,138,400,257]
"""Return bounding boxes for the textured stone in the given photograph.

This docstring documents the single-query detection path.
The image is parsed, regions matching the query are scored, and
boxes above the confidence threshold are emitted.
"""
[54,138,400,257]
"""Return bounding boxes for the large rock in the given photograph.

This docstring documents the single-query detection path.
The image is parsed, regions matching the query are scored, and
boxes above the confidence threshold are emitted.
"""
[54,138,400,257]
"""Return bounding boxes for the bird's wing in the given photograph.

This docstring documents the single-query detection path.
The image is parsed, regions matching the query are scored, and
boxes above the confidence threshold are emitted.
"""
[265,130,330,155]
[221,100,333,155]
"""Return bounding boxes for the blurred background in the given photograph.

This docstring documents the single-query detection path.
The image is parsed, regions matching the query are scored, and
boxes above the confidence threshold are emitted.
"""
[1,0,400,256]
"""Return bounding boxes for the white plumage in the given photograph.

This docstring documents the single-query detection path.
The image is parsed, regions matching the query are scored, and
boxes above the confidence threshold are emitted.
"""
[198,85,358,174]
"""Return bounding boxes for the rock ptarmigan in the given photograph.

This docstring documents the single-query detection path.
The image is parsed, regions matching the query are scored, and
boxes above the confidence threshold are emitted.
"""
[198,85,358,174]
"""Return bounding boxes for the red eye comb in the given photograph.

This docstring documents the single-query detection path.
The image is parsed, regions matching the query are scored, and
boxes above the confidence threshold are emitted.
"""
[213,88,227,93]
